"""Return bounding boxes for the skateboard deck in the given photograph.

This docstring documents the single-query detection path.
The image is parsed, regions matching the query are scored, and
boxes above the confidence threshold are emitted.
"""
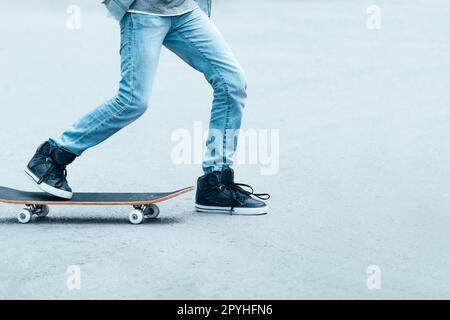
[0,186,194,224]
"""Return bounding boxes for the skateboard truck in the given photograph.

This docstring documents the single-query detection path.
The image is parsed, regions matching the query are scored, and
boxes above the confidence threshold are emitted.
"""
[17,203,160,225]
[130,204,160,224]
[18,204,50,223]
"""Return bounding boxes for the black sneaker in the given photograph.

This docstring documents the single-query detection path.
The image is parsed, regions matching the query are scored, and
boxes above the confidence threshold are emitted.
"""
[25,141,76,199]
[195,167,270,215]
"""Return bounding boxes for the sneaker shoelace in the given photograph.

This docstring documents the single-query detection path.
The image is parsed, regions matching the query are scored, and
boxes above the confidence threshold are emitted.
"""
[223,182,270,207]
[229,182,270,200]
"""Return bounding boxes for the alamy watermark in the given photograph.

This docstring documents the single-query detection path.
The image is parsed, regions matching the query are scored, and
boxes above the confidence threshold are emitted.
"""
[366,265,381,290]
[66,265,81,290]
[366,5,382,30]
[67,5,82,30]
[171,121,280,175]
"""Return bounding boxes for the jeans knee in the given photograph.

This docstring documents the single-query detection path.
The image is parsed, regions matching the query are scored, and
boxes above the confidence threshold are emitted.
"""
[223,68,247,101]
[115,92,148,118]
[132,99,148,117]
[232,69,247,97]
[210,69,247,103]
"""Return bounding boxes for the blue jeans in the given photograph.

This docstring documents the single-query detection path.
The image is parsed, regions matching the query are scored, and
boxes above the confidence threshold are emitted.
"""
[51,8,247,173]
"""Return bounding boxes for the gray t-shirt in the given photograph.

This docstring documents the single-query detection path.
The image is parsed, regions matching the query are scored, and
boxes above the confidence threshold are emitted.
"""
[129,0,198,16]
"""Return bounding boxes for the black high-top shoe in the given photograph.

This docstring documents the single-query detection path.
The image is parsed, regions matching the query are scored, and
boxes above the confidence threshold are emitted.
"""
[25,141,76,199]
[195,167,270,215]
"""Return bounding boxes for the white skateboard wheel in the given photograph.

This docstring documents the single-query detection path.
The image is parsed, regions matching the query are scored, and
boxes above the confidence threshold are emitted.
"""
[129,209,144,225]
[17,208,32,224]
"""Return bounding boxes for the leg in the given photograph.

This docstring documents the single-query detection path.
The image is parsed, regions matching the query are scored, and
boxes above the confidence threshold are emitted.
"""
[163,8,247,173]
[25,13,171,198]
[51,13,170,156]
[163,10,269,214]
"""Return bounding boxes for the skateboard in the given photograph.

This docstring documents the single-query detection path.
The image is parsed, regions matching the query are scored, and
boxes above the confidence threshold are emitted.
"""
[0,186,194,225]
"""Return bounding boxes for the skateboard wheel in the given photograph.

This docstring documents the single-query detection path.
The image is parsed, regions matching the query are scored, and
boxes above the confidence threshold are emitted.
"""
[36,205,49,218]
[17,208,32,224]
[143,204,160,219]
[129,209,144,225]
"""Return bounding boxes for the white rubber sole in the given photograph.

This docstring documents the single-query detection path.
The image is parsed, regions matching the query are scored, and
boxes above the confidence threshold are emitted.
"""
[195,204,268,216]
[24,167,73,199]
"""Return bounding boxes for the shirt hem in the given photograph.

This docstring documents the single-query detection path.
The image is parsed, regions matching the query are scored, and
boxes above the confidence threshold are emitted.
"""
[127,6,198,17]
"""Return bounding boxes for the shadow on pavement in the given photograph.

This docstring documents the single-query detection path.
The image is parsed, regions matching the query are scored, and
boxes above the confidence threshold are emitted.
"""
[0,215,185,225]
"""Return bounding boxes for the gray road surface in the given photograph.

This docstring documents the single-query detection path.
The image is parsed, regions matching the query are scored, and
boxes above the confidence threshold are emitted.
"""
[0,0,449,299]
